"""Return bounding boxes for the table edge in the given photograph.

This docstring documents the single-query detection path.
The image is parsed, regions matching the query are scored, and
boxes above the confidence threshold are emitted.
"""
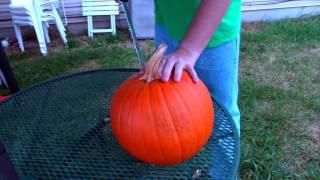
[212,95,241,180]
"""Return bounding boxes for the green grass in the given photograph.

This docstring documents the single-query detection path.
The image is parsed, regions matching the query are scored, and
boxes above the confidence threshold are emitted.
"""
[239,16,320,179]
[5,33,139,88]
[2,16,320,179]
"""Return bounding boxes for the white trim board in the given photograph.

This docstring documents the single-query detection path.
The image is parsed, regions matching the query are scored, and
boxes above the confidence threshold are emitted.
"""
[242,1,320,22]
[242,0,320,11]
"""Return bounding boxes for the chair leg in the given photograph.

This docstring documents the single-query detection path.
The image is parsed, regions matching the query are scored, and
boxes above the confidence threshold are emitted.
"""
[111,15,116,36]
[13,24,24,52]
[33,21,48,55]
[90,16,94,38]
[87,16,90,38]
[54,22,67,44]
[51,5,66,32]
[29,4,48,55]
[87,16,93,38]
[43,22,51,43]
[51,7,67,44]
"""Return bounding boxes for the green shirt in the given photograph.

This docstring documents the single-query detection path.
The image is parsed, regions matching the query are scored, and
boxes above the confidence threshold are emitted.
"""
[154,0,242,47]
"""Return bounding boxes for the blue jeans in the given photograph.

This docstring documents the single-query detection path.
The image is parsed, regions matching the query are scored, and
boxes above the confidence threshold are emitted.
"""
[155,25,240,134]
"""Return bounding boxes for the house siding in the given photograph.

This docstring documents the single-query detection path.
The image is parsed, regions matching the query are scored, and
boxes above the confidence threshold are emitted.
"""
[1,0,320,38]
[0,0,127,38]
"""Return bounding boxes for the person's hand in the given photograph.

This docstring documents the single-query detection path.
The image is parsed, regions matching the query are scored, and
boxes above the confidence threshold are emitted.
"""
[157,47,199,83]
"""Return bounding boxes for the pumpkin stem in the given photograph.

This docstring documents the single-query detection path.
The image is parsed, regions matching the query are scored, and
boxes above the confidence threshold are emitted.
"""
[139,44,167,82]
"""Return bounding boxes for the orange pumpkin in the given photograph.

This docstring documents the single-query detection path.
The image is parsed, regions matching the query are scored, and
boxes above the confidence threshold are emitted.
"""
[110,44,214,165]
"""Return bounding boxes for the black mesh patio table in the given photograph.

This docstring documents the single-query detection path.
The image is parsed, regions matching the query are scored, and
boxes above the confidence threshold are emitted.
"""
[0,68,240,179]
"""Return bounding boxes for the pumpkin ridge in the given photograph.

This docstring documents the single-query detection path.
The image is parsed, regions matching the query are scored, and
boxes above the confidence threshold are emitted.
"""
[177,81,209,144]
[118,79,141,151]
[186,82,214,137]
[182,82,213,141]
[146,85,166,163]
[113,85,132,144]
[157,83,184,162]
[168,82,201,151]
[119,86,133,151]
[128,86,146,158]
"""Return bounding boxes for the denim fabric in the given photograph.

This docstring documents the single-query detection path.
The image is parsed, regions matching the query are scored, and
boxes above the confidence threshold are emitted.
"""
[155,25,240,134]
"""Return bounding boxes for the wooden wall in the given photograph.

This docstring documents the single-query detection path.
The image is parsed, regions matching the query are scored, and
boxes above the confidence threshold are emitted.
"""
[0,0,11,29]
[1,0,320,38]
[0,0,128,38]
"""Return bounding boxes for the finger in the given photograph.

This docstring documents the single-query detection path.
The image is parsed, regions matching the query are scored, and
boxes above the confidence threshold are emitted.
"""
[156,56,166,78]
[162,58,176,82]
[174,62,184,82]
[186,65,199,83]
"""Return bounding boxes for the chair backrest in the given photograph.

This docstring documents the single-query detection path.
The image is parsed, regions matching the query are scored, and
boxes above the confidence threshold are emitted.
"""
[10,0,54,17]
[9,0,33,12]
[10,0,35,24]
[37,0,67,25]
[82,0,119,16]
[10,0,33,5]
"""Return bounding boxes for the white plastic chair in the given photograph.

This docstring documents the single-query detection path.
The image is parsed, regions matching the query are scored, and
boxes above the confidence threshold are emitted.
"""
[10,0,67,55]
[39,0,67,43]
[82,0,119,38]
[10,0,47,55]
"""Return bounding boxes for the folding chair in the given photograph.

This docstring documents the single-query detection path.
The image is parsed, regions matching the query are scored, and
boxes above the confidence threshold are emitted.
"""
[82,0,119,38]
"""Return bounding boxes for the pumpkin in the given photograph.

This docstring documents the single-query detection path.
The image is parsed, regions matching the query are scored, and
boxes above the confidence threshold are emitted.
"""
[110,44,214,165]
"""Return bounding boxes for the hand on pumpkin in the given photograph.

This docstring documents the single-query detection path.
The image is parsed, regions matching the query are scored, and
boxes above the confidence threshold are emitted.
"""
[156,47,200,83]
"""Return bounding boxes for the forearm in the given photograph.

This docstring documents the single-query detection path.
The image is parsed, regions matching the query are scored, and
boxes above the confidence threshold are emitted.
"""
[179,0,231,59]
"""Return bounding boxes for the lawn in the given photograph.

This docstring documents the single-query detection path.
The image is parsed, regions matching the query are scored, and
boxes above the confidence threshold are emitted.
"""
[1,16,320,179]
